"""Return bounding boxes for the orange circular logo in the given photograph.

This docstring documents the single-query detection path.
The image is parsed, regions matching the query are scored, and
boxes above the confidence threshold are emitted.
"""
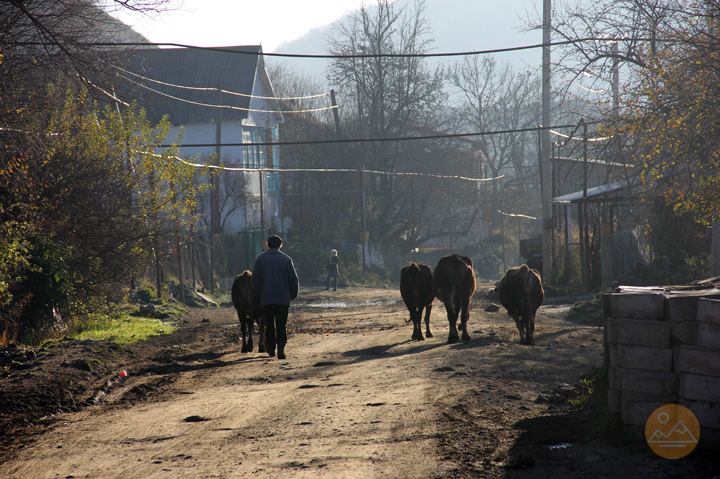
[645,404,700,459]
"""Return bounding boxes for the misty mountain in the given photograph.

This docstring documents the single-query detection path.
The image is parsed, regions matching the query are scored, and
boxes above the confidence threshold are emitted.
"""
[271,0,542,83]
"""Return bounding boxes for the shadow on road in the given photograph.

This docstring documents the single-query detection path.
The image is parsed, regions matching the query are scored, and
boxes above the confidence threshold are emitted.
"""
[136,350,263,376]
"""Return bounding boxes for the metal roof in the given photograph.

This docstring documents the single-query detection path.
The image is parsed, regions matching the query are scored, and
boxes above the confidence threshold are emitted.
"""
[550,177,640,204]
[129,46,263,125]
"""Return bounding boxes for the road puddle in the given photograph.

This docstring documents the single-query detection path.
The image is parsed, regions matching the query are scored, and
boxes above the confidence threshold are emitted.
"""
[306,299,399,309]
[548,442,572,450]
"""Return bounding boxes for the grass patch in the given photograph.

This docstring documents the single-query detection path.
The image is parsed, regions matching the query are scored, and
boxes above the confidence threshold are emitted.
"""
[569,367,606,412]
[69,313,176,344]
[569,367,626,443]
[566,295,604,325]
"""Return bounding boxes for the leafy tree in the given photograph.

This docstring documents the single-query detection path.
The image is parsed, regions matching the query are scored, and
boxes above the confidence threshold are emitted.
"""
[0,0,196,344]
[0,85,204,344]
[538,0,719,281]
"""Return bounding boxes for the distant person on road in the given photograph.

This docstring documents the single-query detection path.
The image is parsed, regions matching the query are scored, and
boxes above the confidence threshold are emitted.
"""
[326,249,340,291]
[251,235,299,360]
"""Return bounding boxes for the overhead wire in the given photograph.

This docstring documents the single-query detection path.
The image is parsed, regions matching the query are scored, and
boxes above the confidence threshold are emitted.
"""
[118,72,338,114]
[497,210,537,220]
[134,150,504,183]
[113,65,331,101]
[19,36,676,59]
[549,128,611,143]
[158,123,586,148]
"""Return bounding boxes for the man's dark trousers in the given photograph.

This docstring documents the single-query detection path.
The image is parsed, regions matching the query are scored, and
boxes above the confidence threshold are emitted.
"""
[263,304,289,356]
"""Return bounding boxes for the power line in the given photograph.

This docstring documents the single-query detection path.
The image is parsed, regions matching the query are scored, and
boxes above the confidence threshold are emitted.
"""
[137,150,504,183]
[158,123,585,148]
[114,65,331,101]
[497,210,537,220]
[119,72,339,114]
[15,37,673,59]
[549,129,611,143]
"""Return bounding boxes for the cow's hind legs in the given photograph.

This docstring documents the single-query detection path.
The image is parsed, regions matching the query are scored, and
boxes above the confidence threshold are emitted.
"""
[411,310,424,341]
[412,323,425,341]
[258,317,266,353]
[246,321,254,352]
[459,309,470,341]
[240,318,250,353]
[526,317,536,345]
[446,312,460,343]
[424,305,433,338]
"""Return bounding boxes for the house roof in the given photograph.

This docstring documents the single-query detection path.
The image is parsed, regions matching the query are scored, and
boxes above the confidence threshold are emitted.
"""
[128,46,271,125]
[550,176,641,204]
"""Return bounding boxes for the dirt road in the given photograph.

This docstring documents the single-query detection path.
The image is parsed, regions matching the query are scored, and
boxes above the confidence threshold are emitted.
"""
[0,286,712,478]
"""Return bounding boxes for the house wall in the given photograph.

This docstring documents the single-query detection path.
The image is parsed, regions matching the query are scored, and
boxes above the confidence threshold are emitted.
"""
[163,69,282,236]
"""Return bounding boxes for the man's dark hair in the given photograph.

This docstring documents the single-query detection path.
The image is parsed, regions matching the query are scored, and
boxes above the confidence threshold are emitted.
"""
[267,235,283,249]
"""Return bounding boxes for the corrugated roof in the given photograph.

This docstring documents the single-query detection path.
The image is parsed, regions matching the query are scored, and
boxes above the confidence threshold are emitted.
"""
[550,176,640,204]
[130,46,262,125]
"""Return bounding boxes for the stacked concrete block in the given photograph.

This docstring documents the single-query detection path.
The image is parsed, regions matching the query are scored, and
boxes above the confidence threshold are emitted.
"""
[605,289,670,432]
[678,298,720,449]
[666,290,708,346]
[603,287,720,448]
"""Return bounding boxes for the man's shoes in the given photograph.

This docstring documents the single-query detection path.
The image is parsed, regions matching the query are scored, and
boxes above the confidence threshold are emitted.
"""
[277,351,286,360]
[333,288,337,291]
[267,349,275,357]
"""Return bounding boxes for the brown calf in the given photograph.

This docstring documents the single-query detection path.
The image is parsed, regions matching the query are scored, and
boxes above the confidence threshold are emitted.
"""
[400,262,434,341]
[231,271,265,353]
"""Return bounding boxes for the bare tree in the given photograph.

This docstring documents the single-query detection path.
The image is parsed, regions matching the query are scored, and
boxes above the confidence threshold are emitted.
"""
[448,57,541,189]
[446,57,543,245]
[325,0,460,264]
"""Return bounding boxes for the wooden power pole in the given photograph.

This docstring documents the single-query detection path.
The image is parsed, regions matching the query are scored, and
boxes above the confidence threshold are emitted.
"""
[541,0,554,281]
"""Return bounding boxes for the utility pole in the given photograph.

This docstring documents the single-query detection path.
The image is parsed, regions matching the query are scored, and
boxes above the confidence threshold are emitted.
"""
[541,0,553,281]
[581,119,589,291]
[612,41,620,114]
[259,170,265,245]
[713,223,720,277]
[330,89,342,140]
[210,85,222,293]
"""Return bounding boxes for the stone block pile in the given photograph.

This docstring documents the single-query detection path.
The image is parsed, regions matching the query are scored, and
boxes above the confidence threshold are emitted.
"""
[603,286,720,448]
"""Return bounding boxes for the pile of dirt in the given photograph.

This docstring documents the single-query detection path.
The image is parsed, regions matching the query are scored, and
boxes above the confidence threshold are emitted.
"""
[0,311,232,461]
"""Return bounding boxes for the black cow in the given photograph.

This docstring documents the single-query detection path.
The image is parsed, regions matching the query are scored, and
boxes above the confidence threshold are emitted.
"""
[495,264,544,345]
[432,254,476,343]
[400,262,434,341]
[231,271,265,353]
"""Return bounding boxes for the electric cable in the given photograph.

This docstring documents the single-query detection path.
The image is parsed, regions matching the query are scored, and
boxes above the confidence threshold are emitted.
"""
[158,123,587,148]
[119,72,338,114]
[134,150,504,183]
[114,65,331,101]
[14,36,676,59]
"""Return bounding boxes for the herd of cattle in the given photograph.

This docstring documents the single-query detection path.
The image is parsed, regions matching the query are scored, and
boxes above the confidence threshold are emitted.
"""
[401,255,544,345]
[231,254,545,353]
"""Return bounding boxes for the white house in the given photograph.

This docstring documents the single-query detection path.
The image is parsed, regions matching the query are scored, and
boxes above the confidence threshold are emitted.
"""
[126,45,284,276]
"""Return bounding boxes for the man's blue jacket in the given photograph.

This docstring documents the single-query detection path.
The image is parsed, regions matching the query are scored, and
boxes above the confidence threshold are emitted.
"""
[251,248,299,306]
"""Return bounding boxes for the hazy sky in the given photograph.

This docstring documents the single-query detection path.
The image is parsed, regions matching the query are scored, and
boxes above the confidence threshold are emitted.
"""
[108,0,369,51]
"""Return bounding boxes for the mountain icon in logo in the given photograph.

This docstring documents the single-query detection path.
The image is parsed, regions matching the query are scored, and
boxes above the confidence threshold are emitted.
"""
[647,420,698,445]
[645,404,700,459]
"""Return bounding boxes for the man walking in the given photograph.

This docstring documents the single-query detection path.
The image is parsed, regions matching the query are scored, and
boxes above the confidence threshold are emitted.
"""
[326,249,340,291]
[251,235,299,360]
